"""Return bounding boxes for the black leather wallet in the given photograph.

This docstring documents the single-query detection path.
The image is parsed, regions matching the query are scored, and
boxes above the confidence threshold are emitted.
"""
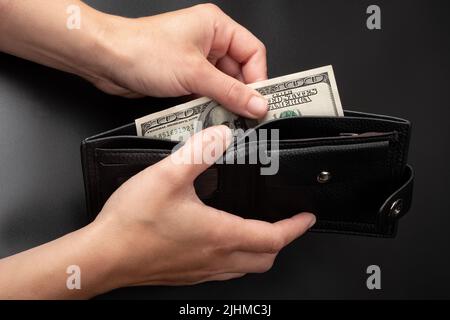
[81,110,413,237]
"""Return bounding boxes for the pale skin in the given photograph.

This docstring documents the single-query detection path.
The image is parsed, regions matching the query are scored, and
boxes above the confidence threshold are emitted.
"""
[0,1,316,299]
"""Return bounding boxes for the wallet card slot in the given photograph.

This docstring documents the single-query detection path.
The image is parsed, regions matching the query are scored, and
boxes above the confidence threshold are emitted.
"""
[94,148,220,212]
[250,115,408,143]
[241,114,407,179]
[252,138,394,227]
[267,140,391,187]
[89,137,177,151]
[276,131,395,149]
[95,149,170,212]
[97,149,171,165]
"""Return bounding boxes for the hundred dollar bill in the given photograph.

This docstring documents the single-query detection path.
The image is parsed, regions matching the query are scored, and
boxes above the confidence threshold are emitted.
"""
[135,65,343,141]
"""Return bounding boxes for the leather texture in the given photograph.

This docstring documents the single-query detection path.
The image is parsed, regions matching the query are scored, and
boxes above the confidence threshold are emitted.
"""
[81,110,414,237]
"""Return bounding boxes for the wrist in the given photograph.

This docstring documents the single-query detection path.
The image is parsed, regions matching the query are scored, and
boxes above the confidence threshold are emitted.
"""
[75,218,130,295]
[62,8,126,83]
[90,211,166,288]
[84,12,136,84]
[0,1,118,84]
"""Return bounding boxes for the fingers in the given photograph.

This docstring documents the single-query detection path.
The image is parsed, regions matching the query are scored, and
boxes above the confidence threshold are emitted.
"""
[228,213,316,253]
[215,55,244,82]
[189,4,268,118]
[226,23,267,84]
[153,125,233,185]
[193,61,268,118]
[273,212,317,247]
[205,5,267,83]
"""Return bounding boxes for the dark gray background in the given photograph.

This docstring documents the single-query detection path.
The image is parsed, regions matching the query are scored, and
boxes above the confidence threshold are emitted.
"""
[0,0,449,299]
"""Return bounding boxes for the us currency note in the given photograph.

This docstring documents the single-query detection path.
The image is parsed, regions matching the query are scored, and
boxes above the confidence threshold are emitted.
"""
[135,65,343,141]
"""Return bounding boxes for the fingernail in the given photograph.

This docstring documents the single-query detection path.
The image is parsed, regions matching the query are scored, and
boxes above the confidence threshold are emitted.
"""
[247,95,268,118]
[307,214,316,229]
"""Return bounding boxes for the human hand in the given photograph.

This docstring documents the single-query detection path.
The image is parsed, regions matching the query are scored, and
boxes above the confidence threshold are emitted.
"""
[92,125,315,287]
[0,125,314,299]
[0,2,313,298]
[0,2,268,117]
[94,4,269,118]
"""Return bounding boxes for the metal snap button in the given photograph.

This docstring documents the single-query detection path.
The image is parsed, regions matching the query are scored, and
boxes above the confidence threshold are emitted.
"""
[390,199,403,216]
[317,171,331,183]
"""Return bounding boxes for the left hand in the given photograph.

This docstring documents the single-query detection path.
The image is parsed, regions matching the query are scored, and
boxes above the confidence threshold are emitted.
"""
[93,3,269,118]
[0,1,269,118]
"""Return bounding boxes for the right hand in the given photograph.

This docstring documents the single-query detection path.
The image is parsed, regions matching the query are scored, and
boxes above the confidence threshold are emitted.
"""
[92,125,316,286]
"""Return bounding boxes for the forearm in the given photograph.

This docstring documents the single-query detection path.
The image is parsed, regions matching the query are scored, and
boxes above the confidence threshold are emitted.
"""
[0,0,114,81]
[0,221,122,299]
[0,2,293,298]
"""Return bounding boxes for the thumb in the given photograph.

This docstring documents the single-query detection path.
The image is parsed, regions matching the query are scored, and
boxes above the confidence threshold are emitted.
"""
[273,212,316,248]
[192,61,268,119]
[154,125,233,185]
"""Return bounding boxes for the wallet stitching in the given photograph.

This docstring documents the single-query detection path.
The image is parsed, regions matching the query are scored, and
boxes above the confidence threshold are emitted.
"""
[277,133,394,149]
[86,145,94,216]
[84,142,99,218]
[93,147,102,216]
[89,147,95,215]
[98,151,171,164]
[81,143,93,218]
[315,217,394,236]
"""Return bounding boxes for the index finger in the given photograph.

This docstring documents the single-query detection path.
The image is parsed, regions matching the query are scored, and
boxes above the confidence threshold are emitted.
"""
[227,22,268,83]
[209,9,268,83]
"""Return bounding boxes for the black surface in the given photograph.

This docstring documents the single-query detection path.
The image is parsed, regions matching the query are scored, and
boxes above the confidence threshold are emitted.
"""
[1,0,449,299]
